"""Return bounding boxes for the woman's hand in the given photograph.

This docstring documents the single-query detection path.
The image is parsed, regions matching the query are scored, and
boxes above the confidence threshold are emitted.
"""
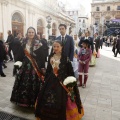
[79,60,83,64]
[68,87,73,91]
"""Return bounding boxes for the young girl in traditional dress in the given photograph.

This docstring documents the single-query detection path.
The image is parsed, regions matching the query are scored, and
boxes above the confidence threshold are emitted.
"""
[35,40,84,120]
[78,40,92,88]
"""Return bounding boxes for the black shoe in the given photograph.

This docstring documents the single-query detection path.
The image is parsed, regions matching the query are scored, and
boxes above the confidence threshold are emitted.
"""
[4,65,7,68]
[1,73,6,77]
[3,65,7,68]
[10,59,14,62]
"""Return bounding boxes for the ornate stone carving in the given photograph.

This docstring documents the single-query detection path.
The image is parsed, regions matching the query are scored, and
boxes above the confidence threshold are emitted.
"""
[28,9,35,15]
[1,0,8,6]
[12,12,23,22]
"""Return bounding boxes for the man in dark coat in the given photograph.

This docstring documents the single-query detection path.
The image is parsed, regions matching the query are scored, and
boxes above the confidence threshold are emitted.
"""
[12,33,24,62]
[0,39,6,77]
[40,34,49,62]
[94,33,100,53]
[11,33,24,76]
[78,31,94,52]
[6,30,14,61]
[56,24,74,61]
[115,35,120,57]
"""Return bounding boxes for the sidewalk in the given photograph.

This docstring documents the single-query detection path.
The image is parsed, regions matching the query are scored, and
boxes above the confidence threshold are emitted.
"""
[0,46,120,120]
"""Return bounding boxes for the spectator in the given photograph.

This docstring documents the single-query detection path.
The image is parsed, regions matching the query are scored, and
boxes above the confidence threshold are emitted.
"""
[78,31,94,53]
[115,35,120,57]
[40,34,49,62]
[6,30,14,61]
[0,34,7,77]
[94,33,100,53]
[112,37,117,56]
[100,36,103,49]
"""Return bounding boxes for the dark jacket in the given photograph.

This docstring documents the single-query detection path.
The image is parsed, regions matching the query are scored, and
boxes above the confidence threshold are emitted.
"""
[12,37,24,62]
[16,39,45,69]
[95,36,100,51]
[0,40,6,62]
[35,55,82,120]
[40,38,49,57]
[56,35,74,61]
[78,37,94,52]
[116,38,120,49]
[6,34,14,47]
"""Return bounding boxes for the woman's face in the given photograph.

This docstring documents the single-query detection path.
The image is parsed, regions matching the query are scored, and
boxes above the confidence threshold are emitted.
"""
[53,42,62,54]
[27,28,35,39]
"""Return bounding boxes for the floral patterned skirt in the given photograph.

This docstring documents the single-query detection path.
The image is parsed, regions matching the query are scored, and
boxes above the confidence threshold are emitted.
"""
[10,57,41,107]
[66,96,84,120]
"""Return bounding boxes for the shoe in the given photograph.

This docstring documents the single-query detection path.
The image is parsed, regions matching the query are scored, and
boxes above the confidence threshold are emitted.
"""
[10,59,14,62]
[1,73,6,77]
[82,84,86,88]
[4,65,7,68]
[3,64,7,68]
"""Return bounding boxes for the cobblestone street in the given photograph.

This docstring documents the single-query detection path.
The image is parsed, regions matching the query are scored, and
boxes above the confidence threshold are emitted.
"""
[0,46,120,120]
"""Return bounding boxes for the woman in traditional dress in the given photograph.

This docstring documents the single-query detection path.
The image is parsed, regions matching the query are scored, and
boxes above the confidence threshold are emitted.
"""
[10,27,45,107]
[35,40,84,120]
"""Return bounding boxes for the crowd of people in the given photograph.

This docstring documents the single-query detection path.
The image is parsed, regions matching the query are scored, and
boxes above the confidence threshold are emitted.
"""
[0,23,120,120]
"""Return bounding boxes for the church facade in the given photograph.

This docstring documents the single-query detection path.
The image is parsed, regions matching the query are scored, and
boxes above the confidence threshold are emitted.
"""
[91,0,120,35]
[0,0,75,40]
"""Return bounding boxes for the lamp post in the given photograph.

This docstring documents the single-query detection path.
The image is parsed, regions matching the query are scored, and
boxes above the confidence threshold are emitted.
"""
[46,16,52,40]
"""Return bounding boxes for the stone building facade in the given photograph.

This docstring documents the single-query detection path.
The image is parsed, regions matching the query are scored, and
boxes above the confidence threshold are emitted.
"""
[65,5,89,35]
[91,0,120,35]
[0,0,75,40]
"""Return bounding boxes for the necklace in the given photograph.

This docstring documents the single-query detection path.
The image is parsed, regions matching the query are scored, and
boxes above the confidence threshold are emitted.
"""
[53,54,61,61]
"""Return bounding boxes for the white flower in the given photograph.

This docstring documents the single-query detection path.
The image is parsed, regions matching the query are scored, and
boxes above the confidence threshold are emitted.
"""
[14,61,22,68]
[63,76,77,86]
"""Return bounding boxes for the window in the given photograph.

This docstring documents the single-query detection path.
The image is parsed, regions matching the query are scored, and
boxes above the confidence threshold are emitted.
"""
[79,19,81,22]
[107,6,110,11]
[117,6,120,10]
[82,24,86,28]
[70,11,73,15]
[95,18,100,24]
[83,20,85,23]
[96,7,100,11]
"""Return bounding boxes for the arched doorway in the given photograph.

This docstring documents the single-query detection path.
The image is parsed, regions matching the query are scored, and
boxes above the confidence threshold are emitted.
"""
[12,12,24,37]
[52,23,57,36]
[37,19,44,39]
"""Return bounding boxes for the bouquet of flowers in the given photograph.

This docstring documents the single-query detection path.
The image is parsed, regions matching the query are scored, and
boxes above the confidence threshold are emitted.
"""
[14,61,22,68]
[13,61,22,76]
[63,76,77,102]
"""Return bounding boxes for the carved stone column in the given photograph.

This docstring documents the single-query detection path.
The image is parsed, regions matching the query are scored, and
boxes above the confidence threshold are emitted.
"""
[1,0,8,40]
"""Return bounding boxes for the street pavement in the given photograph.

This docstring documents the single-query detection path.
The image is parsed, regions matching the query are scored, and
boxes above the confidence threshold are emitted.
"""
[0,45,120,120]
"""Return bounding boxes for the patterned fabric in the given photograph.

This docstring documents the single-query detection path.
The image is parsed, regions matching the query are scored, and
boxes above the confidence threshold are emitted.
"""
[35,55,83,120]
[10,57,41,107]
[66,96,84,120]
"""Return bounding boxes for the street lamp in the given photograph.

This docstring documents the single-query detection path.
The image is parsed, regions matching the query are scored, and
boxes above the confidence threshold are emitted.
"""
[46,16,52,40]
